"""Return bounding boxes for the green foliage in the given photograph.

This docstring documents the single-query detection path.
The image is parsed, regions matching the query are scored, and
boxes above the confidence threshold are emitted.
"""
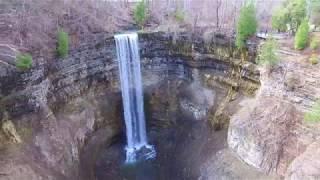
[174,9,185,23]
[57,29,69,58]
[310,37,319,50]
[134,0,147,29]
[235,2,257,49]
[304,101,320,123]
[16,53,32,70]
[272,8,289,32]
[286,0,307,32]
[272,0,307,33]
[294,19,309,50]
[257,37,279,67]
[310,53,319,64]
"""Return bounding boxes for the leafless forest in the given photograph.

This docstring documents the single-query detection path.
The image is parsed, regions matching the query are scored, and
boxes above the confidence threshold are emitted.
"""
[0,0,283,61]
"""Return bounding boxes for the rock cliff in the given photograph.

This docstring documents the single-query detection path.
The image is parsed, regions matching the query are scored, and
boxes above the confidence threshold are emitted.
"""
[228,51,320,179]
[0,31,260,179]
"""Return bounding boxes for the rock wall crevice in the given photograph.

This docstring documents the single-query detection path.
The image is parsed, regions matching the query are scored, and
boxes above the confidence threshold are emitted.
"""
[0,31,260,179]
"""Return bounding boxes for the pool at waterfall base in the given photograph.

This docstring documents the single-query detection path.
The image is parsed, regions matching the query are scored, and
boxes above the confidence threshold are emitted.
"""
[115,33,156,163]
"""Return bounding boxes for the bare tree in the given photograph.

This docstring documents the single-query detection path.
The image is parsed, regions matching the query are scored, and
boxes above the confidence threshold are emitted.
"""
[215,0,222,29]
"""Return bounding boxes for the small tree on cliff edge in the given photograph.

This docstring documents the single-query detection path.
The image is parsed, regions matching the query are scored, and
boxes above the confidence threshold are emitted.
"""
[294,19,309,50]
[257,37,279,68]
[134,0,147,29]
[236,1,257,49]
[57,28,69,58]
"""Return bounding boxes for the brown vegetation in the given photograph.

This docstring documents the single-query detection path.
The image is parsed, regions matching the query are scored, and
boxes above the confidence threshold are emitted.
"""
[0,0,131,62]
[0,0,282,64]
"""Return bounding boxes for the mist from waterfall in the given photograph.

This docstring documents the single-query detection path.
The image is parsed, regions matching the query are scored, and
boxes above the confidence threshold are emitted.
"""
[115,33,155,163]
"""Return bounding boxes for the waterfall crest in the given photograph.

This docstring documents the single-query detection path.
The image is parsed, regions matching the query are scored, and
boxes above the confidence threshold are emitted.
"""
[115,33,155,163]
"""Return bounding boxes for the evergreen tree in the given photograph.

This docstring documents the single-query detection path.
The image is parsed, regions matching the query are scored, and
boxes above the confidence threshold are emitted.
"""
[134,0,147,29]
[57,28,69,58]
[257,37,279,67]
[294,19,309,50]
[235,1,257,49]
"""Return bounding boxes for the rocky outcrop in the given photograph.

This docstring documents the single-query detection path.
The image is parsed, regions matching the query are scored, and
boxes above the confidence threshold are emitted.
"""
[228,51,320,178]
[229,97,300,175]
[0,31,260,179]
[0,90,122,180]
[201,149,280,180]
[285,141,320,180]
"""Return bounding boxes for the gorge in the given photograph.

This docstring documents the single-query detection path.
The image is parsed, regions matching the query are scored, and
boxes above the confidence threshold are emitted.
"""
[0,30,319,180]
[2,0,320,179]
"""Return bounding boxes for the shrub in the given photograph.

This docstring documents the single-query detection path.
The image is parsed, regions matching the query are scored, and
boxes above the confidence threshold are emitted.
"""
[310,37,319,50]
[133,0,147,29]
[304,101,320,123]
[174,9,185,23]
[235,2,257,49]
[57,28,69,58]
[16,53,32,70]
[257,37,279,67]
[309,53,319,65]
[294,19,309,50]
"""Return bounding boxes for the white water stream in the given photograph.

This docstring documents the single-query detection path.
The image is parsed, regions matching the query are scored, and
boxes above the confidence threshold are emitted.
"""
[115,33,155,163]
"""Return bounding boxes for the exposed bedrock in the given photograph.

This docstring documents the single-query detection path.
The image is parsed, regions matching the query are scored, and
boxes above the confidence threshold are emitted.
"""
[0,31,260,179]
[228,62,320,179]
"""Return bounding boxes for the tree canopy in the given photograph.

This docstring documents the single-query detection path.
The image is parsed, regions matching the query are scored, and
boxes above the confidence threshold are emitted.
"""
[271,0,307,33]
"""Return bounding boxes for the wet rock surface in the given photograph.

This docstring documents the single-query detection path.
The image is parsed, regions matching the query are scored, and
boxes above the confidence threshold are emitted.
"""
[0,31,261,179]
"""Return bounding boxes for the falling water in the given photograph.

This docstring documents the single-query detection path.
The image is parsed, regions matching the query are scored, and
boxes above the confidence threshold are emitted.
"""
[115,33,156,163]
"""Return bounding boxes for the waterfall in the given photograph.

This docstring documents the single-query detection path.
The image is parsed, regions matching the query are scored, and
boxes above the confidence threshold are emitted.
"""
[115,33,155,163]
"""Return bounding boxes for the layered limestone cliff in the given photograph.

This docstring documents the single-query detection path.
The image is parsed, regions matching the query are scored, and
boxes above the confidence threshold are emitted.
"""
[0,31,260,179]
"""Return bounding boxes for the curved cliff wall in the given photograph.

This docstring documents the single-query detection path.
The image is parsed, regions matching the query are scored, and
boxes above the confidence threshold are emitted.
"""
[0,32,260,119]
[0,31,260,179]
